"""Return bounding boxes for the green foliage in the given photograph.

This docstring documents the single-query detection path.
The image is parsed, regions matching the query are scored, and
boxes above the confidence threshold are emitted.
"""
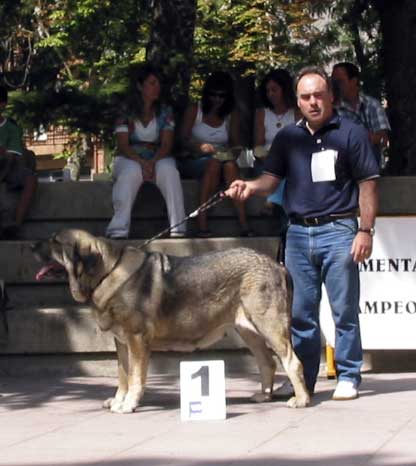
[1,0,385,135]
[1,0,151,135]
[192,0,341,95]
[322,1,384,98]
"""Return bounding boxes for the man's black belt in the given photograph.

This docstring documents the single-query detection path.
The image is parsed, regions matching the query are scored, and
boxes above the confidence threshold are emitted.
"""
[289,212,357,227]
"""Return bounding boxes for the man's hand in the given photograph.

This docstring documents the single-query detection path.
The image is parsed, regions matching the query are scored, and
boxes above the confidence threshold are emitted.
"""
[224,179,253,201]
[351,231,373,263]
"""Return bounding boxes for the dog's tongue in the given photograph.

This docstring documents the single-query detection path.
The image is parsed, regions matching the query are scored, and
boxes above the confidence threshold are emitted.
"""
[36,263,64,281]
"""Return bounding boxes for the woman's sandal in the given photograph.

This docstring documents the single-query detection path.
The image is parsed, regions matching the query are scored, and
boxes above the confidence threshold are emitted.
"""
[240,228,256,237]
[196,229,213,238]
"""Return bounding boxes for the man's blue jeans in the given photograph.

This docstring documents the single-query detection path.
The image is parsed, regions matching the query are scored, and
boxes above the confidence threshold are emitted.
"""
[285,218,362,392]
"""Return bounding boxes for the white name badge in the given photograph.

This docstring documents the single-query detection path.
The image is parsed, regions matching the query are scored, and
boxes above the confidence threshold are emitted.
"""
[311,149,338,182]
[180,360,226,421]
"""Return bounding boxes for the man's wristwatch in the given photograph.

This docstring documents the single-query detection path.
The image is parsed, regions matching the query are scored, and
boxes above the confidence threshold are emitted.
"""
[358,227,375,236]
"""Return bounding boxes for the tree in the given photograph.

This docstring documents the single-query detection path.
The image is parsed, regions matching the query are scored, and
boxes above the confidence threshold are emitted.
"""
[315,1,384,98]
[2,0,150,137]
[1,0,415,174]
[372,0,416,175]
[193,0,333,79]
[147,0,197,113]
[0,0,34,89]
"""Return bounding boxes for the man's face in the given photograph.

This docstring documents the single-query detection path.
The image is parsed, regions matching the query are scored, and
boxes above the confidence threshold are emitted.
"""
[331,66,358,100]
[297,74,333,131]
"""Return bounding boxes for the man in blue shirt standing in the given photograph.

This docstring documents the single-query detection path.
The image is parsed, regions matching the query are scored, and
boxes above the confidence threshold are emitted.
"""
[225,66,379,401]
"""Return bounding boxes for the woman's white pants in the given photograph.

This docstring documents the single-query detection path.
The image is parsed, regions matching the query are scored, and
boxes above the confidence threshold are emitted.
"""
[106,156,186,238]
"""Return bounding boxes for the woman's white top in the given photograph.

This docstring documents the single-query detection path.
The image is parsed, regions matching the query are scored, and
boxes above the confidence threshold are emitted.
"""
[115,118,158,143]
[264,107,295,149]
[191,103,229,146]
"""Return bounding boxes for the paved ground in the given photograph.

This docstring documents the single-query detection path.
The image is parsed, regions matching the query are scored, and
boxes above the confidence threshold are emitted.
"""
[0,372,415,466]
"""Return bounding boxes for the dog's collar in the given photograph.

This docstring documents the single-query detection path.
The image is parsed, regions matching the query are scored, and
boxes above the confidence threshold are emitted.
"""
[91,248,125,296]
[91,248,145,309]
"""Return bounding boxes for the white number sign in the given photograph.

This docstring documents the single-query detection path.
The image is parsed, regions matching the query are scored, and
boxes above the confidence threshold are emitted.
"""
[180,360,226,421]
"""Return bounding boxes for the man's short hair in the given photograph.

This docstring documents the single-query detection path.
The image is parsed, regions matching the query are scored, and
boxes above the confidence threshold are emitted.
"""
[295,66,332,94]
[333,62,360,80]
[0,86,8,104]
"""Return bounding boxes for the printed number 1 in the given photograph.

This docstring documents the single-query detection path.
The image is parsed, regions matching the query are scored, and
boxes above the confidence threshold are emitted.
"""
[191,365,210,396]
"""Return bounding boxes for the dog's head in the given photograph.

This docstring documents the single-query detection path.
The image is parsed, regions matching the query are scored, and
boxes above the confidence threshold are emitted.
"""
[32,229,121,303]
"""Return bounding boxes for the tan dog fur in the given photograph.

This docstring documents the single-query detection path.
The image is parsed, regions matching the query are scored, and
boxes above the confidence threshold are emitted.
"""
[33,229,310,413]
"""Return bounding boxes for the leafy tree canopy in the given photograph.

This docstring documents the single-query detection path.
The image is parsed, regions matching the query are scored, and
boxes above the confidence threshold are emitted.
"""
[0,0,389,135]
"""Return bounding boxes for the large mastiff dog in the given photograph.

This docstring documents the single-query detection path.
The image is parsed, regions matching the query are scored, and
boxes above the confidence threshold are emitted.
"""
[33,229,310,413]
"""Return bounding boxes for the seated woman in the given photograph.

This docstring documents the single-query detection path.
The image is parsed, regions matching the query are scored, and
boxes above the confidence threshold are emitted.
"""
[106,64,186,239]
[254,69,299,214]
[179,71,252,237]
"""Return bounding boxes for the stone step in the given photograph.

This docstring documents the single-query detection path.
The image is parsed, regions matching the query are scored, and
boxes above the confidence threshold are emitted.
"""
[6,283,73,307]
[2,175,414,374]
[0,237,280,357]
[0,236,280,283]
[6,179,286,240]
[18,216,282,241]
[23,176,416,220]
[5,176,412,240]
[1,306,246,355]
[0,350,269,378]
[25,180,252,220]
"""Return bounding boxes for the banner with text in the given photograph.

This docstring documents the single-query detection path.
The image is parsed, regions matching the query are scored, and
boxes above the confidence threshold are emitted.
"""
[320,216,416,349]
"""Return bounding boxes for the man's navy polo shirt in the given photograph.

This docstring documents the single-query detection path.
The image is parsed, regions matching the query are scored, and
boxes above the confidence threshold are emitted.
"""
[263,113,380,217]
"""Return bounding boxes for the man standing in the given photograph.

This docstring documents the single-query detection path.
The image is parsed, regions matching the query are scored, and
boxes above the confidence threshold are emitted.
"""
[225,66,379,400]
[332,62,390,167]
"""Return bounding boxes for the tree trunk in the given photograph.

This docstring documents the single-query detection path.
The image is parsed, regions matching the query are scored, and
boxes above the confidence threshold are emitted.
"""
[373,0,416,174]
[146,0,197,115]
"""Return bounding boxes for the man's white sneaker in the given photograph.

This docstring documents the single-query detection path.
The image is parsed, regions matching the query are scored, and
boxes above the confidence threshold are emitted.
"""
[332,380,359,400]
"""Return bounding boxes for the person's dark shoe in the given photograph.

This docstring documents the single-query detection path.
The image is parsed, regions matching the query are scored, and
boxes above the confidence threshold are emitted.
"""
[273,380,314,399]
[273,380,295,399]
[240,228,256,237]
[0,224,19,240]
[196,229,213,238]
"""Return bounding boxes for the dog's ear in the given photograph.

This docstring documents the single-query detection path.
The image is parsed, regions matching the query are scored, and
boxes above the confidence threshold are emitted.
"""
[59,242,90,303]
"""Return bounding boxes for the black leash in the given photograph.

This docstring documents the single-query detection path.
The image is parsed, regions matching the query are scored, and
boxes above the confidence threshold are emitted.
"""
[138,191,225,249]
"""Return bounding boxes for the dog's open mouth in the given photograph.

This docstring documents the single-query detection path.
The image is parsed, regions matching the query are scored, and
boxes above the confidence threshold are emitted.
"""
[36,262,66,281]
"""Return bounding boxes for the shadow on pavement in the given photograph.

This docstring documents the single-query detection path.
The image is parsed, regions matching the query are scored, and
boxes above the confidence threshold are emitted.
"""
[6,453,416,466]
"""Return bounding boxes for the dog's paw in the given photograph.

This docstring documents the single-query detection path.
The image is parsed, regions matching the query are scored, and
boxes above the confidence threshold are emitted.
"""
[286,395,310,408]
[103,396,126,413]
[110,400,127,413]
[251,392,272,403]
[102,397,114,409]
[120,397,139,414]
